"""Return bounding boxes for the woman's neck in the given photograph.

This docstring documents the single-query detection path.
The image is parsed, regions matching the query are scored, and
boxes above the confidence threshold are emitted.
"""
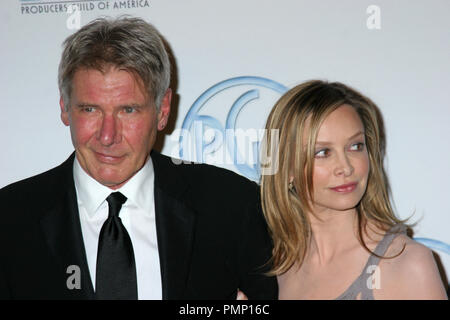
[307,207,360,266]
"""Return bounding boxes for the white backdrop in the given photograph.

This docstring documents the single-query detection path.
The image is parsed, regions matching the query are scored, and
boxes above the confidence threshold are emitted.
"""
[1,0,449,291]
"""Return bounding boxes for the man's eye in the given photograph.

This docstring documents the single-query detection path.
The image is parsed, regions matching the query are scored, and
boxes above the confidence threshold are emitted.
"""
[83,107,95,113]
[315,148,330,158]
[123,106,135,113]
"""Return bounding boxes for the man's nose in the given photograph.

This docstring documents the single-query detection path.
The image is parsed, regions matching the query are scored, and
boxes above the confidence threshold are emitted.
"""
[97,113,121,146]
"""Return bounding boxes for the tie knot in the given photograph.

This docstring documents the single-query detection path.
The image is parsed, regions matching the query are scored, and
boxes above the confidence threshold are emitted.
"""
[106,192,127,217]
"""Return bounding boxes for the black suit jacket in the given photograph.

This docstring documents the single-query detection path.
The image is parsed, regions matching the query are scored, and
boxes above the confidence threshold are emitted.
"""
[0,151,277,299]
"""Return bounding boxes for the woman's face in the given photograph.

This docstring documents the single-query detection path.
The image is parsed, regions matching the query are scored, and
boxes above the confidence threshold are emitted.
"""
[309,104,370,214]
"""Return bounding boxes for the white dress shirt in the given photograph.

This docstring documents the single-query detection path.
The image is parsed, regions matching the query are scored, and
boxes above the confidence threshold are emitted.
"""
[73,156,162,300]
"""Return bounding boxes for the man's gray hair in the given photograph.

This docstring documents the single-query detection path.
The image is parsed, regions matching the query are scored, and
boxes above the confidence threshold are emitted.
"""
[58,16,170,109]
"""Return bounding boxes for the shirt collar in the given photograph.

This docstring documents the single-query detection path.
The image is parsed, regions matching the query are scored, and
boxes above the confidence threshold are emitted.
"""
[73,156,155,217]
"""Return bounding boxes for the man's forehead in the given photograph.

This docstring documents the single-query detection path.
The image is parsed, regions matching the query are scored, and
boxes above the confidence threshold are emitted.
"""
[72,67,151,99]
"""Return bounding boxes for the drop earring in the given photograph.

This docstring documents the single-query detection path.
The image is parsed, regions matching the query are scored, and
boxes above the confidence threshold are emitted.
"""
[288,180,294,191]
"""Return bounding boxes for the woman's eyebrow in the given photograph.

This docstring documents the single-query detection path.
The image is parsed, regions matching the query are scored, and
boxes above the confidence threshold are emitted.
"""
[315,131,365,146]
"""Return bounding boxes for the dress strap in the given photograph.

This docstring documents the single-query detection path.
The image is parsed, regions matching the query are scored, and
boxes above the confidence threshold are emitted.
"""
[364,224,407,268]
[335,224,407,300]
[358,224,407,299]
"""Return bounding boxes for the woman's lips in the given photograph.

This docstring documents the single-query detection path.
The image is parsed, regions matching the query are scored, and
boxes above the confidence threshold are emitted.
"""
[330,182,357,193]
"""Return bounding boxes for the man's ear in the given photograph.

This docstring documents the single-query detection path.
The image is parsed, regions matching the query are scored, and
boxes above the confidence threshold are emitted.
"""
[157,88,172,131]
[60,96,70,126]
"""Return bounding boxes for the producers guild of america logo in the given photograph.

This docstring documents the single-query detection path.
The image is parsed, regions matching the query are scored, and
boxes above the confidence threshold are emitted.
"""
[20,0,150,15]
[178,76,287,181]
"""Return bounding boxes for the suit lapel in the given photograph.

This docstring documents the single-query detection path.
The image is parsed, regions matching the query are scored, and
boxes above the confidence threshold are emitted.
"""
[151,152,196,300]
[38,151,196,299]
[39,153,95,299]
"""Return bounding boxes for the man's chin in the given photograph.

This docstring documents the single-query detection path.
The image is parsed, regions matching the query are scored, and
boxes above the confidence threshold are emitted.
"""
[79,155,144,189]
[96,176,130,190]
[89,168,131,189]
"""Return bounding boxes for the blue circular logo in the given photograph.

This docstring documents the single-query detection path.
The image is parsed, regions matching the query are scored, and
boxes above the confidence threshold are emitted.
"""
[179,76,288,181]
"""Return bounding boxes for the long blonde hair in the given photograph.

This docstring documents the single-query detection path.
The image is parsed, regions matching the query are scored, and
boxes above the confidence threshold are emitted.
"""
[260,80,408,275]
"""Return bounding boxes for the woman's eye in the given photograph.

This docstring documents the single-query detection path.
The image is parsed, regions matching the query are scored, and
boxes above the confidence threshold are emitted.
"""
[350,142,365,151]
[315,148,330,158]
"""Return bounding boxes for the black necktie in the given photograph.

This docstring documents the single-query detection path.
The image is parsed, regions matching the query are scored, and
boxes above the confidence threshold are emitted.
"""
[95,192,138,300]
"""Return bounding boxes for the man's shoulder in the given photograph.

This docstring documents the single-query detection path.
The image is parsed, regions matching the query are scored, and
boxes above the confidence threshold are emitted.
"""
[0,154,74,203]
[152,152,258,192]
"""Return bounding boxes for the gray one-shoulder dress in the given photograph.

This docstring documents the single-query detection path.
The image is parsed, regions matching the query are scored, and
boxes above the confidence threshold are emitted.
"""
[335,224,407,300]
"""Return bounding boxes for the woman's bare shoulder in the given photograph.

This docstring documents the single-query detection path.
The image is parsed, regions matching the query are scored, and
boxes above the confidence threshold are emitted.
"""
[388,234,438,270]
[377,234,448,299]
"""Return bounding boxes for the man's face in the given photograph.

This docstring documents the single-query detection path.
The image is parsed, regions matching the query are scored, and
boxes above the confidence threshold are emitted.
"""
[60,67,171,189]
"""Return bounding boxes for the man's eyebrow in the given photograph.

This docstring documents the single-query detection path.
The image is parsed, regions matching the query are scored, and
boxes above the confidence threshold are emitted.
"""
[315,131,365,146]
[117,103,143,108]
[75,103,99,108]
[75,103,144,108]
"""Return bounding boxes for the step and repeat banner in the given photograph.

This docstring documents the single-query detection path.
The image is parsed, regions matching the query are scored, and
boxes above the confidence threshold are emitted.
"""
[1,0,449,291]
